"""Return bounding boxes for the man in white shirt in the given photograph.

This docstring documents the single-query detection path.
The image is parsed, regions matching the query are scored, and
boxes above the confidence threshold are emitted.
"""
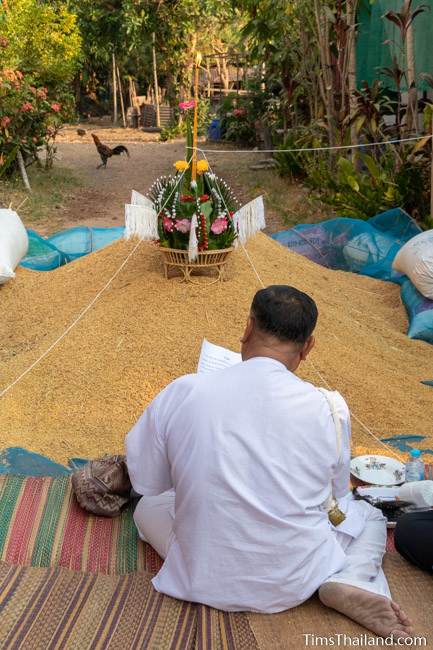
[126,285,412,640]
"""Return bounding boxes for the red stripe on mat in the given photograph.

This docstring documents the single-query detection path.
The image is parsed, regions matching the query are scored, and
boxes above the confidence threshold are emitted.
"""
[5,478,44,565]
[58,496,89,571]
[86,516,113,574]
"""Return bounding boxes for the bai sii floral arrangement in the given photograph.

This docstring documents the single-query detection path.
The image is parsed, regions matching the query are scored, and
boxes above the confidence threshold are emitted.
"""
[149,101,239,256]
[124,62,265,263]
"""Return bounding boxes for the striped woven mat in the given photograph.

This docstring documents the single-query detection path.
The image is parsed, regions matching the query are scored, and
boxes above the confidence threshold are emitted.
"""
[0,475,259,649]
[0,474,399,579]
[0,475,161,575]
[0,561,258,650]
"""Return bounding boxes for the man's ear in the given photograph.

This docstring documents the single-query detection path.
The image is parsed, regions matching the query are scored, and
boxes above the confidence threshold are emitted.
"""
[240,315,255,344]
[300,335,315,361]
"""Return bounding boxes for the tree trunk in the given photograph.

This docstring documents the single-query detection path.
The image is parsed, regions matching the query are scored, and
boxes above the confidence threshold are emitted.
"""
[405,22,418,134]
[152,32,161,128]
[313,0,336,148]
[116,66,126,128]
[112,53,118,124]
[17,150,31,192]
[430,113,433,219]
[347,0,359,160]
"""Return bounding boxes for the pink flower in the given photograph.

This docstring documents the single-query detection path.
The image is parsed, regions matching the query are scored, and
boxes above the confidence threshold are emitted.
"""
[174,219,191,234]
[37,88,47,99]
[20,102,33,112]
[163,216,174,232]
[51,103,61,112]
[1,116,11,128]
[179,100,195,110]
[233,108,246,117]
[210,217,228,235]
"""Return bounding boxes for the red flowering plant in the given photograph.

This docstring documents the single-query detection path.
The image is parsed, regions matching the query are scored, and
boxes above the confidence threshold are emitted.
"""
[146,100,239,252]
[0,64,73,177]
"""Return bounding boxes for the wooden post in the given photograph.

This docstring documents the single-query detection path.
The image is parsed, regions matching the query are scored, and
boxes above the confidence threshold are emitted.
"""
[191,52,201,182]
[152,32,161,128]
[112,52,118,124]
[116,65,126,128]
[17,150,31,192]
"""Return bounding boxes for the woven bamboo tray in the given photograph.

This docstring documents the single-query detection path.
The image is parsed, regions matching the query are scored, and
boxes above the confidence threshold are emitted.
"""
[159,247,233,284]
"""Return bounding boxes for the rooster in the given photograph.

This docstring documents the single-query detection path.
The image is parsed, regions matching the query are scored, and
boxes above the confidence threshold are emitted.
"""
[91,133,129,169]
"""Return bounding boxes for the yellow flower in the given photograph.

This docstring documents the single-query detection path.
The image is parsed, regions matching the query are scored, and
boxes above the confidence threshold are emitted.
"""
[196,160,209,174]
[174,160,189,172]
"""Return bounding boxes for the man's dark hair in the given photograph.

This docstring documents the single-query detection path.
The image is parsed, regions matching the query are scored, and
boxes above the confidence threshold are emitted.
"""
[251,285,318,344]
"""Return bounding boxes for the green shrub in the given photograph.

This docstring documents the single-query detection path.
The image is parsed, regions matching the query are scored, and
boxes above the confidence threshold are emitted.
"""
[274,127,326,180]
[0,67,74,176]
[307,146,431,223]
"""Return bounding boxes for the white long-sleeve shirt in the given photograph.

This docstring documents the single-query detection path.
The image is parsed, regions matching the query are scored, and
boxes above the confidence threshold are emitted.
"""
[126,356,353,613]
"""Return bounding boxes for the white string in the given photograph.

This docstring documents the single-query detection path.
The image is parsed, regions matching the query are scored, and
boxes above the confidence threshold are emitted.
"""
[307,361,405,462]
[202,150,405,462]
[196,134,431,155]
[0,160,193,400]
[201,150,266,289]
[0,152,410,462]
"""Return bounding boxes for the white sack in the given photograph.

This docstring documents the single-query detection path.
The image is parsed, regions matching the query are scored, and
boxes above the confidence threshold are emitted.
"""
[0,209,29,284]
[392,230,433,299]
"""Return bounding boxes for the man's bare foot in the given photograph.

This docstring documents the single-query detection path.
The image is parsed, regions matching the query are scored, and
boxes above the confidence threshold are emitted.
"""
[319,582,413,640]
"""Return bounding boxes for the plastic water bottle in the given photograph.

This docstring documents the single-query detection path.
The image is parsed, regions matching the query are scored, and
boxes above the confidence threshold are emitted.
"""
[405,449,425,482]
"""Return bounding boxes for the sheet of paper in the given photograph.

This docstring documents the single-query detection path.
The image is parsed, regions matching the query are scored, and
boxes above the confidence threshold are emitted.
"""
[356,486,401,500]
[197,339,242,375]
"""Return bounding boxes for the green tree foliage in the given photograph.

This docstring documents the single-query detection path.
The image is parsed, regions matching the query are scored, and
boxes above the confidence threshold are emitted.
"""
[69,0,236,106]
[1,0,82,85]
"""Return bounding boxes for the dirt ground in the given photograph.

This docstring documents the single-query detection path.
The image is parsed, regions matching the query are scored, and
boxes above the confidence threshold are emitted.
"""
[12,125,326,236]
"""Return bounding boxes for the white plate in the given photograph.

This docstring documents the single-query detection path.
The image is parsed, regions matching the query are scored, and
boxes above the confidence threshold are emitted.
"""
[350,455,406,486]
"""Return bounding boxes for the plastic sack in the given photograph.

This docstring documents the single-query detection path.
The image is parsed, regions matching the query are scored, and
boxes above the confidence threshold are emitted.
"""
[342,231,398,274]
[401,278,433,343]
[208,119,221,141]
[392,230,433,299]
[272,209,420,283]
[0,209,29,284]
[272,209,433,346]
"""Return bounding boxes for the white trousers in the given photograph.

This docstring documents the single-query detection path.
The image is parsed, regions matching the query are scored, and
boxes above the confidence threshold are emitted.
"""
[326,505,391,599]
[133,490,391,600]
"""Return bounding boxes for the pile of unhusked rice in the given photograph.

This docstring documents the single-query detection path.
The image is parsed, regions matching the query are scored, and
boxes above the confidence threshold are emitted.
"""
[1,234,433,463]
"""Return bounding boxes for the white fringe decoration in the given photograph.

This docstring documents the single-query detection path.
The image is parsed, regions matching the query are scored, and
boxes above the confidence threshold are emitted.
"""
[233,195,266,245]
[188,214,199,262]
[124,204,158,240]
[131,189,154,209]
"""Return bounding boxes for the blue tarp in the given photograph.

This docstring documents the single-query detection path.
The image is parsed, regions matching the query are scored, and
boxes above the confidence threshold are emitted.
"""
[0,448,88,476]
[20,226,125,271]
[272,209,433,344]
